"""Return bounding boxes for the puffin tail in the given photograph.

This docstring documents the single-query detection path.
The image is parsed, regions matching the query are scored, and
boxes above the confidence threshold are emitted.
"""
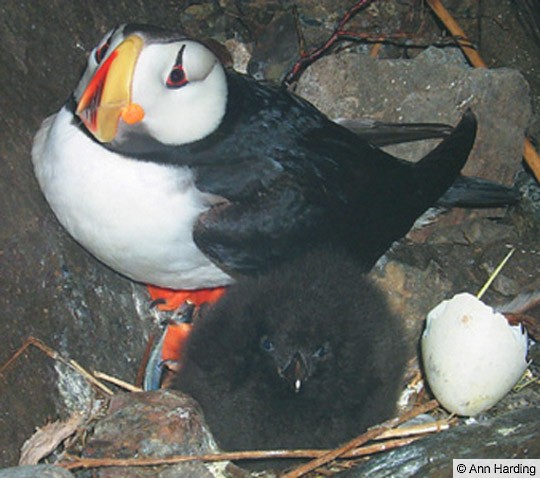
[412,108,478,206]
[437,175,520,209]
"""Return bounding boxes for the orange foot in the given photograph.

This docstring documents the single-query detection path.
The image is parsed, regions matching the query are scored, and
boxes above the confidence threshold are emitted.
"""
[147,285,227,310]
[161,320,193,364]
[144,285,228,389]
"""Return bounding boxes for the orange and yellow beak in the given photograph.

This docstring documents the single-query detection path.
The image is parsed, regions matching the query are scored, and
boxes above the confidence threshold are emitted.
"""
[76,35,145,143]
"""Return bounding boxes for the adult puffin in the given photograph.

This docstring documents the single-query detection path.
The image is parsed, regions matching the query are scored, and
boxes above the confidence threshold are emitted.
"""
[32,23,479,308]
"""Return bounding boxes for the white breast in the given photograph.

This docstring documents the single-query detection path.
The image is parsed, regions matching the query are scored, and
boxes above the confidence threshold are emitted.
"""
[31,106,233,289]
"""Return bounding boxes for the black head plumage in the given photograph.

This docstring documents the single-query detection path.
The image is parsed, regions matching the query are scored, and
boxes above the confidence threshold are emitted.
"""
[172,248,409,469]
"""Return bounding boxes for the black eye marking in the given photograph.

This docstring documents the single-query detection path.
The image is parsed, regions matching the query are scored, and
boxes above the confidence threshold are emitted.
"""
[166,45,189,89]
[260,336,275,353]
[94,33,113,64]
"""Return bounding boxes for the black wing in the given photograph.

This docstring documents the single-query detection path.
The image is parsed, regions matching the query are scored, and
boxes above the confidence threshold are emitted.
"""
[194,79,477,273]
[95,70,477,273]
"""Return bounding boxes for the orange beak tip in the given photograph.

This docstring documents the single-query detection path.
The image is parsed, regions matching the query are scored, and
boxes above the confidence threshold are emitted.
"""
[121,103,145,124]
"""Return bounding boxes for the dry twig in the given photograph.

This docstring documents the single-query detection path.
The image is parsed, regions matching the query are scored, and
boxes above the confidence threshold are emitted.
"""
[1,336,114,396]
[281,399,439,478]
[285,0,381,85]
[58,404,446,471]
[60,437,420,471]
[0,336,58,376]
[284,0,461,85]
[3,338,446,472]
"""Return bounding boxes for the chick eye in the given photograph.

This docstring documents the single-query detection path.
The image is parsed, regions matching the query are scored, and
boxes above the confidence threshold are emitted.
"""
[260,336,275,352]
[313,345,327,359]
[166,45,189,89]
[94,35,112,64]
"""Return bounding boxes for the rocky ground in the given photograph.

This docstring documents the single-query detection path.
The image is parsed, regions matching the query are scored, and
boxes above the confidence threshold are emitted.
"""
[0,0,539,476]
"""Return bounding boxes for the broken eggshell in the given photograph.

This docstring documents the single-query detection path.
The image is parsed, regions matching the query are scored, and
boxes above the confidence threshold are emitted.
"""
[422,292,528,416]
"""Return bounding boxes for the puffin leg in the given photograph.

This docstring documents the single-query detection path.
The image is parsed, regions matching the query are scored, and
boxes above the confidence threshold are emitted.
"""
[143,289,227,390]
[147,284,227,310]
[145,286,227,389]
[144,316,194,391]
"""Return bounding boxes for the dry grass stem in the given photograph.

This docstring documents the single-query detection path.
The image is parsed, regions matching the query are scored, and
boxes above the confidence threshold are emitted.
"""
[5,340,445,474]
[280,399,439,478]
[0,336,113,396]
[476,248,515,300]
[93,371,142,392]
[58,416,448,471]
[68,360,114,396]
[376,419,449,440]
[0,337,58,376]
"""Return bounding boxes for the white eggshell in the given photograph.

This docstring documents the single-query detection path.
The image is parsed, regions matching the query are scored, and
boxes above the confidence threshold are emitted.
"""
[422,292,528,416]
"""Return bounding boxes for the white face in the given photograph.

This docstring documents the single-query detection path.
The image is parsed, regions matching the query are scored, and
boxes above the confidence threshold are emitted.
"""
[131,40,228,145]
[74,25,228,147]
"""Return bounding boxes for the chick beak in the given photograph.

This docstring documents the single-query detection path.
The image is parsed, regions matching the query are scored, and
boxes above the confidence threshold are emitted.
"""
[76,34,145,143]
[280,352,309,393]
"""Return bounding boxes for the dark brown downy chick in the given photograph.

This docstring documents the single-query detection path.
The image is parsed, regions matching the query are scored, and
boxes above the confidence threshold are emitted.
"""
[172,248,409,470]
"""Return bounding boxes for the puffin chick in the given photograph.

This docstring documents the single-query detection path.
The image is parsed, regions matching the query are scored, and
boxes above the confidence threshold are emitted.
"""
[172,248,409,470]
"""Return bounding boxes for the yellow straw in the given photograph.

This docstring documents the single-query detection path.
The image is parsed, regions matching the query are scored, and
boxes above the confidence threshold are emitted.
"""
[476,248,515,300]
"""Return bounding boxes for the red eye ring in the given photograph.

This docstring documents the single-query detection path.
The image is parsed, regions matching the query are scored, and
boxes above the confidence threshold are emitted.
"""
[166,66,188,89]
[166,44,189,89]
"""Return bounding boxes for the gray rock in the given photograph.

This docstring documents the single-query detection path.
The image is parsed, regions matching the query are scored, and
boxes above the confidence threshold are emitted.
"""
[85,391,217,458]
[370,214,540,343]
[336,407,540,477]
[248,11,299,82]
[0,2,211,467]
[296,47,531,185]
[0,465,74,478]
[82,390,249,478]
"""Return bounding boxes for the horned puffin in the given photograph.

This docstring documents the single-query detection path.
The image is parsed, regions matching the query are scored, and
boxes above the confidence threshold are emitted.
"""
[32,23,480,294]
[172,247,408,470]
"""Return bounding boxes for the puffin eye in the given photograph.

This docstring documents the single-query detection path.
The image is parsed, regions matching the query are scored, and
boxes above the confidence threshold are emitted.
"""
[167,67,188,88]
[94,35,112,64]
[260,336,275,352]
[166,45,189,89]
